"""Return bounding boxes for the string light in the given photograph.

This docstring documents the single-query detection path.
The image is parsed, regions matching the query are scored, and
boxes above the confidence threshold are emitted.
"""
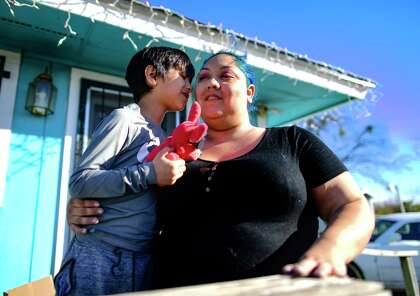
[206,22,216,36]
[109,0,120,7]
[4,0,39,16]
[253,36,259,49]
[194,50,202,62]
[7,0,377,129]
[145,38,159,47]
[123,31,138,50]
[161,6,171,25]
[57,10,77,47]
[4,0,15,16]
[194,20,202,37]
[264,45,270,59]
[217,23,224,44]
[129,0,134,15]
[242,38,249,54]
[64,11,77,36]
[179,16,185,27]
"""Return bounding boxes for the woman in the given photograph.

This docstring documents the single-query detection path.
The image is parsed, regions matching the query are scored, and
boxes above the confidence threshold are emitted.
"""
[68,52,374,288]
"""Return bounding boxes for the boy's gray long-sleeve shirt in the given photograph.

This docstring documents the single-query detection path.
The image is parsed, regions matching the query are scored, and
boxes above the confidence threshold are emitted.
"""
[69,103,165,252]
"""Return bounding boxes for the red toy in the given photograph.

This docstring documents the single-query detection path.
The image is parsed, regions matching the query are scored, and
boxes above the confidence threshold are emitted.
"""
[145,102,208,162]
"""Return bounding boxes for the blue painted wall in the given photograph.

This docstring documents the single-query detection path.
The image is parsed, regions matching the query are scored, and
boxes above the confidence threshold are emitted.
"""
[0,54,70,292]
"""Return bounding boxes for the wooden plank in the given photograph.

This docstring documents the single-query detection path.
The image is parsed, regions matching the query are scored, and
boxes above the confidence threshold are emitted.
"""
[362,248,419,257]
[115,275,390,296]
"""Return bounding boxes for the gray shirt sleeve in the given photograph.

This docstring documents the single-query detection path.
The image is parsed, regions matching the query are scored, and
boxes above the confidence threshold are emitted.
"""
[69,109,157,198]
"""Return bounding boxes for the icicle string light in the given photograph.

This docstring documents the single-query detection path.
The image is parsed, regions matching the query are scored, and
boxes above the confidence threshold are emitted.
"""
[6,0,378,127]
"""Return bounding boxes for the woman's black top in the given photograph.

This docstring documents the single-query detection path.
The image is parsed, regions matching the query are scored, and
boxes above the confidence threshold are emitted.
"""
[153,126,347,288]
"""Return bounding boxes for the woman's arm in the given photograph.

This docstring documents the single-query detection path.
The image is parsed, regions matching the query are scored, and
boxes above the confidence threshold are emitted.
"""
[283,171,374,277]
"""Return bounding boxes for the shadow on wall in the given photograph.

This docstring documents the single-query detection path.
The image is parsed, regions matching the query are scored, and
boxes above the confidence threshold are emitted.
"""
[7,134,61,179]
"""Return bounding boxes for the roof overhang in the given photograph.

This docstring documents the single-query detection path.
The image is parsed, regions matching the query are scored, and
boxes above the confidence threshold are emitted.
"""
[0,0,377,126]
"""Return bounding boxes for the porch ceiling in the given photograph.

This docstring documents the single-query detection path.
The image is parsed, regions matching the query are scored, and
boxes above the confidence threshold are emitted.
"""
[0,2,353,126]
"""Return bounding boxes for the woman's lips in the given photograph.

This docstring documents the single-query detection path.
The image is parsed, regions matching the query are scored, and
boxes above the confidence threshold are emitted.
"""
[206,95,221,101]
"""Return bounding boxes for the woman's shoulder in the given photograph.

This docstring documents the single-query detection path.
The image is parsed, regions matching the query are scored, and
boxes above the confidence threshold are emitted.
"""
[280,124,324,137]
[267,126,324,151]
[269,125,313,139]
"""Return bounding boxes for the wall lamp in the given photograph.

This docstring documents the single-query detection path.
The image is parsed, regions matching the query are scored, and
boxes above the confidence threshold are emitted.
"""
[25,67,57,116]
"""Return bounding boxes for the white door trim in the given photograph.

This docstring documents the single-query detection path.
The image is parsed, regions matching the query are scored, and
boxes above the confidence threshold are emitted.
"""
[0,49,21,207]
[54,68,127,274]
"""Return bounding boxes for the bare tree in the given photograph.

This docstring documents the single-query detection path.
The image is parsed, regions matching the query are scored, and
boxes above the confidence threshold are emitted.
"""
[301,111,418,188]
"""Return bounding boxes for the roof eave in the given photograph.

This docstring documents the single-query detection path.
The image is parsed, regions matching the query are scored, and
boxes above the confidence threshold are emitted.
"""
[41,0,376,98]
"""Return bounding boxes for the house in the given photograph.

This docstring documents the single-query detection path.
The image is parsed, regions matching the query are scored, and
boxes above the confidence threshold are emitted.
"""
[0,0,376,291]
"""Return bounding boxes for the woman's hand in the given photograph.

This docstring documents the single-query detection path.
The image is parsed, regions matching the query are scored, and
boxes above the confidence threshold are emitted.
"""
[284,171,374,278]
[282,237,347,277]
[67,198,103,234]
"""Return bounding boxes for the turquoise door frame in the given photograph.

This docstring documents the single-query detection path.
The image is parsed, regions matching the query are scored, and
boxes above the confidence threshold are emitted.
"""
[0,53,70,292]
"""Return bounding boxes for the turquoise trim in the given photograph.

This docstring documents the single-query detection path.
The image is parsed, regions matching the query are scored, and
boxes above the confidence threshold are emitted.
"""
[0,54,70,291]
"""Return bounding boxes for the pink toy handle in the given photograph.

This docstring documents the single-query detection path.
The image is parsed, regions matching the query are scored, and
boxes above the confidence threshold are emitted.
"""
[187,102,201,123]
[190,124,208,142]
[144,137,172,162]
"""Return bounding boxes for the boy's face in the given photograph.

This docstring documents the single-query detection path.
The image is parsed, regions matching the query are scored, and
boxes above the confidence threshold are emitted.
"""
[155,68,192,112]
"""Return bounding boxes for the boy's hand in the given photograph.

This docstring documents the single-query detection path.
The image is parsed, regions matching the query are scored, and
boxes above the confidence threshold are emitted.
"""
[67,198,103,234]
[153,147,186,186]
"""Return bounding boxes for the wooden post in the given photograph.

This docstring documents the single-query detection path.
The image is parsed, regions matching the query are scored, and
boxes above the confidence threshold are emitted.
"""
[399,256,420,296]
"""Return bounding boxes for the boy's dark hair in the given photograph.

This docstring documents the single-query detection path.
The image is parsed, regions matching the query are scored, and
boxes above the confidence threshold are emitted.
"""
[125,46,195,102]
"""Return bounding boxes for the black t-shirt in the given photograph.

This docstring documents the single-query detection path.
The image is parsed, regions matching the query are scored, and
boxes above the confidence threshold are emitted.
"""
[153,126,347,288]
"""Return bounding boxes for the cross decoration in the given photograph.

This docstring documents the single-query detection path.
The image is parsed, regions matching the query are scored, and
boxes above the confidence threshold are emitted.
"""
[0,56,11,92]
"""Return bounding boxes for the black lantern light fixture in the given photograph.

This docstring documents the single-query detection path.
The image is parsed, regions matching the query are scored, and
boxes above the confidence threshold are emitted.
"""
[26,67,57,116]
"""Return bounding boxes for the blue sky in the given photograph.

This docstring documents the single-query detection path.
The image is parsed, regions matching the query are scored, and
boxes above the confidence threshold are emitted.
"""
[150,0,420,204]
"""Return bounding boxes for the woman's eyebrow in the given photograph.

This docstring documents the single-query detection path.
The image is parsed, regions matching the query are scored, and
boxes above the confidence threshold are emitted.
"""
[200,65,234,71]
[198,66,237,76]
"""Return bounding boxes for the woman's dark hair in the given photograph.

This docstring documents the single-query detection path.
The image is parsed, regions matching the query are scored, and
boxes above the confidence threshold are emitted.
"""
[125,46,195,102]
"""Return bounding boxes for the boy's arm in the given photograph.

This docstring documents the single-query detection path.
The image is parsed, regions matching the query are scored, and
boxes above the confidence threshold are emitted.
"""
[69,109,156,198]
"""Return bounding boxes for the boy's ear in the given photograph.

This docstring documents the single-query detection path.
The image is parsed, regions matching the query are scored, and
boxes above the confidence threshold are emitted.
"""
[145,65,158,88]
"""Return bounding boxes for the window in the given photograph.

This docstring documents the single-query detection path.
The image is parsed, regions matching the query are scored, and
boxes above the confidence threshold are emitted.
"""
[370,219,396,242]
[74,79,185,166]
[396,222,420,241]
[74,79,133,165]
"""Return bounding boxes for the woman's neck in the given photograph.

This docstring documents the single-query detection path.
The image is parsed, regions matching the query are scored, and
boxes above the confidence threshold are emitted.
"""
[205,123,258,145]
[200,123,265,162]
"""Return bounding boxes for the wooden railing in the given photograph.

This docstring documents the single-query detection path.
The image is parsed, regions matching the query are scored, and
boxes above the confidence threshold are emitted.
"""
[116,275,390,295]
[362,248,420,296]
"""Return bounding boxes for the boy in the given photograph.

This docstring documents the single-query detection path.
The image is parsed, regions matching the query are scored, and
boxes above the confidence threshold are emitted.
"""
[54,47,195,295]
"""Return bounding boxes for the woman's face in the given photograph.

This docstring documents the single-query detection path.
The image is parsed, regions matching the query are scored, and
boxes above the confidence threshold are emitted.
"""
[195,54,254,129]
